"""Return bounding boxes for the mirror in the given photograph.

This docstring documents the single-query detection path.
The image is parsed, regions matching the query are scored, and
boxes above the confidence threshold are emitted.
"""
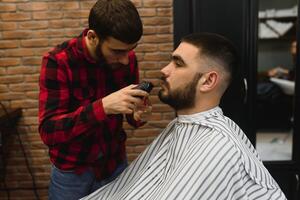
[255,0,297,161]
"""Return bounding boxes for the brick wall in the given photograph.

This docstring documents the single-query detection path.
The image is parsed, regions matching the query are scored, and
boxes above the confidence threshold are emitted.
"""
[0,0,174,199]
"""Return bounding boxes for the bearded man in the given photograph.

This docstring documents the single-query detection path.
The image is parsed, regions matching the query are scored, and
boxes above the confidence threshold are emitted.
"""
[38,0,149,199]
[82,33,286,200]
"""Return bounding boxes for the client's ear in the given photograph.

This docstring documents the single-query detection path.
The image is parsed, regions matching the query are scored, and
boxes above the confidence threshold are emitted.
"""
[199,71,218,92]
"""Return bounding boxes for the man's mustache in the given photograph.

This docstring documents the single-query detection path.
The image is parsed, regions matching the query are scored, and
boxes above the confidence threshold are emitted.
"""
[160,76,169,88]
[160,76,166,82]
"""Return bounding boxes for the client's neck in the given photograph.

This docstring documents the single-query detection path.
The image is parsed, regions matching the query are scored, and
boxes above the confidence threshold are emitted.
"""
[177,98,220,115]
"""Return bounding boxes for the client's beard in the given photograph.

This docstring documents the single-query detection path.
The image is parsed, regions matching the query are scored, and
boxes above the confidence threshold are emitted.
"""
[158,73,202,111]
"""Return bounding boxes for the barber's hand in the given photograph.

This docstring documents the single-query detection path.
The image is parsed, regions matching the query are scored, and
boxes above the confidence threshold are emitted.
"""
[102,85,148,115]
[133,97,152,122]
[133,110,144,121]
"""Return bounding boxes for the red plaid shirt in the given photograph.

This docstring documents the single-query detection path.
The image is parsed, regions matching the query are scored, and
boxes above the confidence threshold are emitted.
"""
[39,29,141,180]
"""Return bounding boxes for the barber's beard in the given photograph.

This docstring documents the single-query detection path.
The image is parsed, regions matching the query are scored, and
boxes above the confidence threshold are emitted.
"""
[95,42,104,62]
[158,73,202,111]
[95,43,125,70]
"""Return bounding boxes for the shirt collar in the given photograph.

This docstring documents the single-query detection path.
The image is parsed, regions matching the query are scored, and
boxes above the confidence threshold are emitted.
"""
[177,106,222,124]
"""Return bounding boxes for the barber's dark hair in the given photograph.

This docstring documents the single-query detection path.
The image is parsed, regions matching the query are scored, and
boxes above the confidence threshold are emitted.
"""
[181,33,238,83]
[89,0,143,44]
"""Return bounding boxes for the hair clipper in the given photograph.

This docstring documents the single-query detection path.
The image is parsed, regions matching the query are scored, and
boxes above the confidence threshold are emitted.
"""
[134,81,154,93]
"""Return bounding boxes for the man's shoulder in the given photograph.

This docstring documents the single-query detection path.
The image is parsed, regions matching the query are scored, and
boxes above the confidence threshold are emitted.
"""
[43,37,78,61]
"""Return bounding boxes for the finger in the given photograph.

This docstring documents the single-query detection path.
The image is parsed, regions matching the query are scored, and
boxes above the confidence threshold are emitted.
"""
[124,109,133,114]
[128,102,135,110]
[134,110,143,121]
[124,84,139,90]
[123,106,134,114]
[128,89,149,98]
[126,96,143,105]
[121,85,148,97]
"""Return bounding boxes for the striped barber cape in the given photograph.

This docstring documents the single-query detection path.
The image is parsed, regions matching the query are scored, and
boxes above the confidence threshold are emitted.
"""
[82,107,286,200]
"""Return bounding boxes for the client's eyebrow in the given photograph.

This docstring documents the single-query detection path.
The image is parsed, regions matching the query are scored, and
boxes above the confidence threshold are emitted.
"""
[171,54,186,66]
